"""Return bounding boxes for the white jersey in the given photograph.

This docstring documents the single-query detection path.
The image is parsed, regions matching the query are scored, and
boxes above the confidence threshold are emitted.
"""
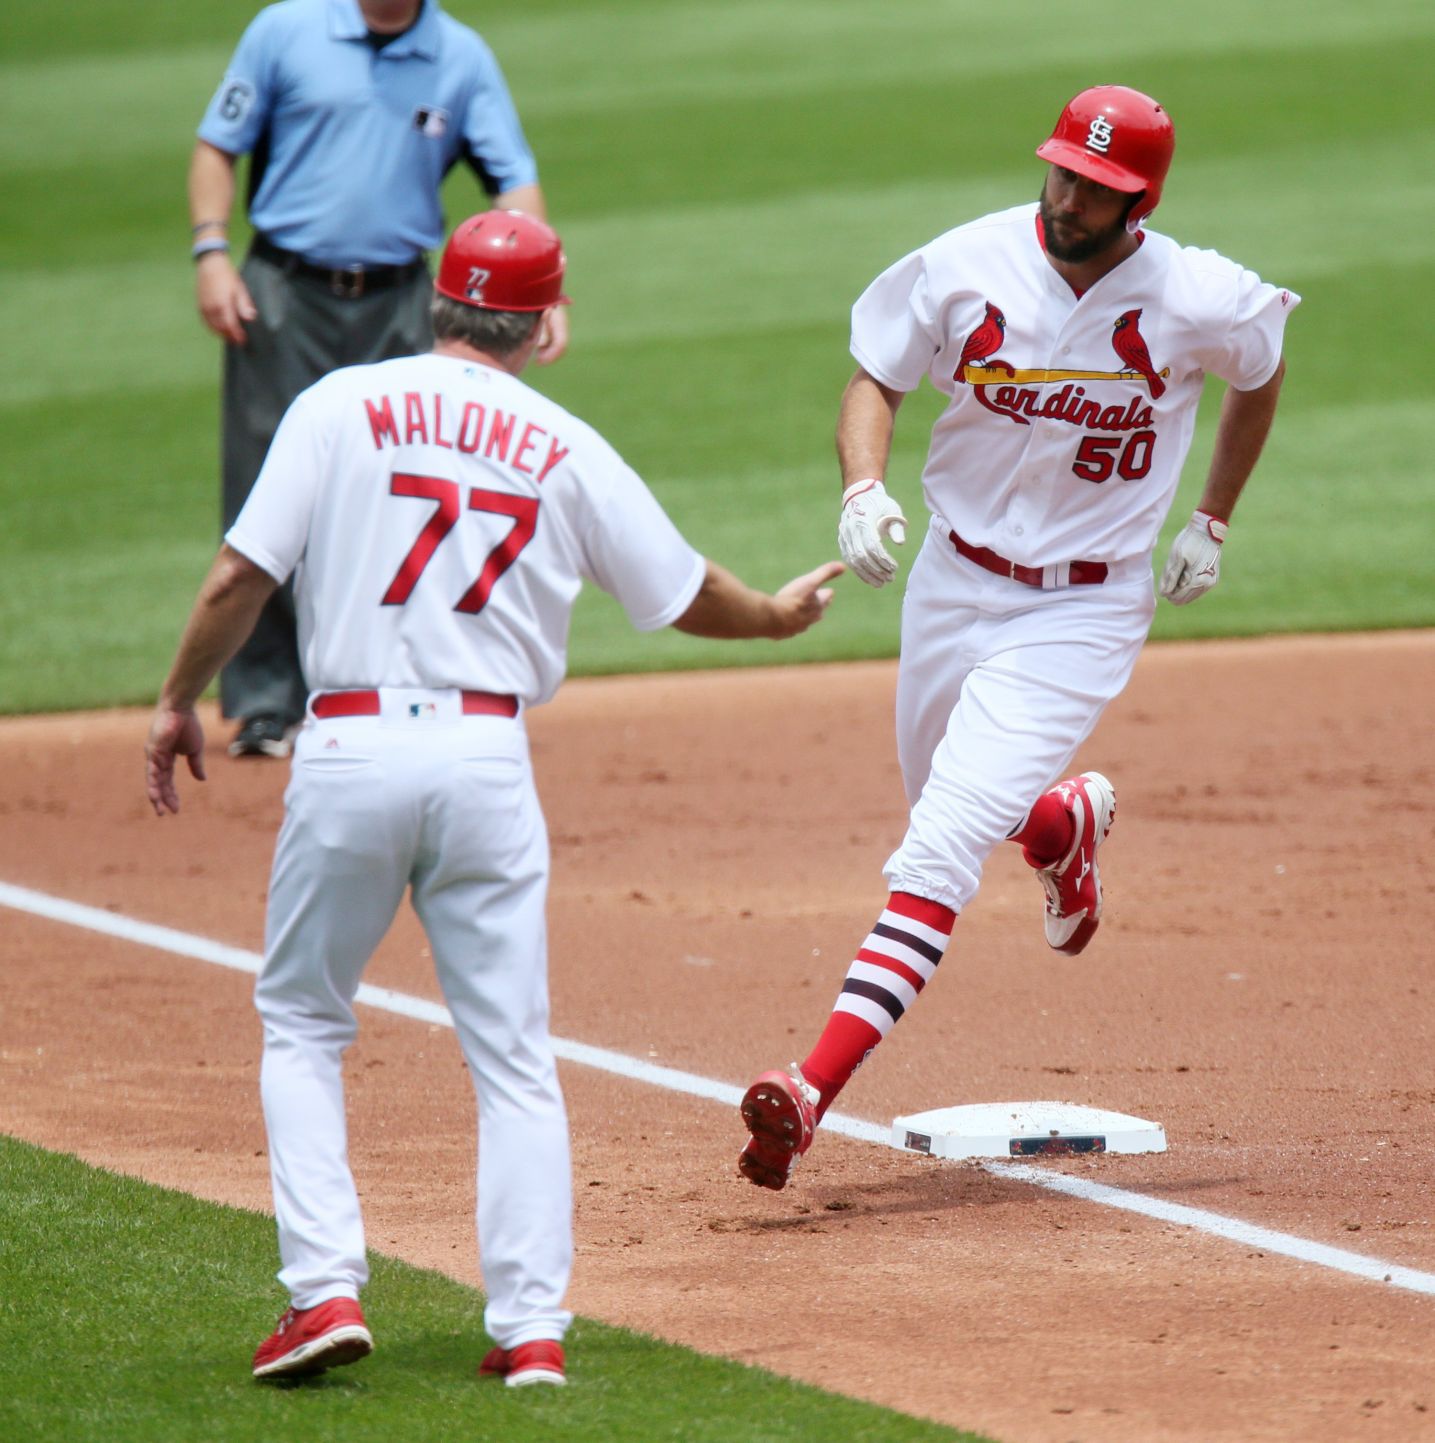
[227,352,705,705]
[851,202,1300,567]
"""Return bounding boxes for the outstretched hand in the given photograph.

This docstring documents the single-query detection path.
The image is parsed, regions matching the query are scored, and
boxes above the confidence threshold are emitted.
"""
[770,560,845,638]
[145,706,208,816]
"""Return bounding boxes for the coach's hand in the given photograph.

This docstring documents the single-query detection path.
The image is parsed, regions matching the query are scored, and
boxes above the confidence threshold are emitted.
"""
[838,479,908,588]
[1160,510,1227,605]
[146,706,208,816]
[769,560,846,638]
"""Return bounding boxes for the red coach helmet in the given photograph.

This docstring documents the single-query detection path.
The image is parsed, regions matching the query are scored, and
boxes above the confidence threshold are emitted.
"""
[1036,85,1175,230]
[435,210,570,312]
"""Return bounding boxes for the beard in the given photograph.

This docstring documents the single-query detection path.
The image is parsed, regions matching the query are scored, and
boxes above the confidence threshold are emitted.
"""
[1038,188,1129,263]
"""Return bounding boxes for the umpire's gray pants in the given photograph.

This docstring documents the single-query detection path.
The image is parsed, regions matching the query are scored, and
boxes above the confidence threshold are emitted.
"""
[220,251,433,724]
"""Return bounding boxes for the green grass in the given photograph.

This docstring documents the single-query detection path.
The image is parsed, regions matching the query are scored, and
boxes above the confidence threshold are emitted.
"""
[0,1136,982,1443]
[2,0,1432,712]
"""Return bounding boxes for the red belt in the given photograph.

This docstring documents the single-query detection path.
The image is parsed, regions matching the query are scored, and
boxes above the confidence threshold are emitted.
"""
[948,530,1108,589]
[312,689,518,719]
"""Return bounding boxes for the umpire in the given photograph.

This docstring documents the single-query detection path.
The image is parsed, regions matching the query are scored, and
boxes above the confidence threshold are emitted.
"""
[189,0,565,758]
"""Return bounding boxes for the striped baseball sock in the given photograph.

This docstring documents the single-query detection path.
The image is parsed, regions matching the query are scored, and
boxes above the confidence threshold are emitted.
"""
[800,892,956,1122]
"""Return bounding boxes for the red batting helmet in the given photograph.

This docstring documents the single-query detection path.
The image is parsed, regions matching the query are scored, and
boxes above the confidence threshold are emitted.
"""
[435,210,570,312]
[1036,86,1175,231]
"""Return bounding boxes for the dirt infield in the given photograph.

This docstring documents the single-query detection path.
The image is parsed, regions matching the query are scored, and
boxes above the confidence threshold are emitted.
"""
[3,632,1434,1443]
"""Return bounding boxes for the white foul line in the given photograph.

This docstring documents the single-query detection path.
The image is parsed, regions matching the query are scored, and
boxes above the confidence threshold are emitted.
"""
[5,877,1434,1298]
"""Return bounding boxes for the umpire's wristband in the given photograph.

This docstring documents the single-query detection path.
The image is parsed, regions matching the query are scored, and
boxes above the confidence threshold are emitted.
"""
[192,237,231,261]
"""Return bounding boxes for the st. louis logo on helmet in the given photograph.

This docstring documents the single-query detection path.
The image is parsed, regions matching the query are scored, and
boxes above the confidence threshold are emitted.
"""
[1085,114,1114,153]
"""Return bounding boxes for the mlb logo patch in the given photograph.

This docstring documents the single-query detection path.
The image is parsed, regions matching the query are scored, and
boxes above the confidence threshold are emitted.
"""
[408,702,438,720]
[414,106,449,138]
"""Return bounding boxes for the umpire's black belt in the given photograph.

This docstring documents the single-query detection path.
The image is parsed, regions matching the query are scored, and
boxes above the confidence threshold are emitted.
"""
[251,234,428,299]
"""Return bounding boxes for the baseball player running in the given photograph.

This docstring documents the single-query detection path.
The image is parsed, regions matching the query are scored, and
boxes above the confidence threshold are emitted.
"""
[144,212,842,1382]
[738,86,1299,1189]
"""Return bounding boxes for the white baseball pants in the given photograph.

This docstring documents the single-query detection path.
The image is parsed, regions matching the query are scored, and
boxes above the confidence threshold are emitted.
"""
[884,517,1156,912]
[253,688,572,1348]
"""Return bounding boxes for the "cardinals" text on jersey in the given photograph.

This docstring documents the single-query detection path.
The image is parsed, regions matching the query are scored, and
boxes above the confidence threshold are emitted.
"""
[973,383,1154,432]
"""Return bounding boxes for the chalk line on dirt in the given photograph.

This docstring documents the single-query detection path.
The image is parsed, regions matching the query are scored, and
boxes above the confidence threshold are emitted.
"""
[5,877,1433,1299]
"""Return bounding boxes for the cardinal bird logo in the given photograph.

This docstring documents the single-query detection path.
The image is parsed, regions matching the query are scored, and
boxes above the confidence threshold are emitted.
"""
[954,301,1007,383]
[1111,309,1166,399]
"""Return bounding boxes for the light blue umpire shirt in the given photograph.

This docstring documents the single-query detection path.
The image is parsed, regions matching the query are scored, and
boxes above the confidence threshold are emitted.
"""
[197,0,539,268]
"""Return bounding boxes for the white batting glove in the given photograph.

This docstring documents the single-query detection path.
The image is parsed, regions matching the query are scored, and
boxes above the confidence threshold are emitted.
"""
[1160,510,1229,605]
[838,479,908,588]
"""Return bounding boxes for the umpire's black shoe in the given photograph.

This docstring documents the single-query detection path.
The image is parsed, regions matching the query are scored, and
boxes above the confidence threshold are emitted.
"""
[228,714,294,760]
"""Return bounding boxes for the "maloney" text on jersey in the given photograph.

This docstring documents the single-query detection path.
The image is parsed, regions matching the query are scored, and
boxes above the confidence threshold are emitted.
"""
[363,392,569,483]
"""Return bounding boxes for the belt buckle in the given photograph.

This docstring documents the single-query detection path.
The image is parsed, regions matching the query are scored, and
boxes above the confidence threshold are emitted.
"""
[331,267,365,299]
[1008,560,1018,580]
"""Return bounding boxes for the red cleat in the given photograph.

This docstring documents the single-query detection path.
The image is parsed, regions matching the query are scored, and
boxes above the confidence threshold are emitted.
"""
[738,1066,819,1190]
[1026,771,1117,956]
[478,1338,566,1387]
[252,1297,372,1380]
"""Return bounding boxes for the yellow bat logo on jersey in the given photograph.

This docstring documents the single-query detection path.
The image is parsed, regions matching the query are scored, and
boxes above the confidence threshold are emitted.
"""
[960,307,1169,395]
[960,362,1171,387]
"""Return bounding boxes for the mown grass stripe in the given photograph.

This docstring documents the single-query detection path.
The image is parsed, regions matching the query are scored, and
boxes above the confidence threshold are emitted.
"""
[7,126,1435,405]
[11,0,1432,135]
